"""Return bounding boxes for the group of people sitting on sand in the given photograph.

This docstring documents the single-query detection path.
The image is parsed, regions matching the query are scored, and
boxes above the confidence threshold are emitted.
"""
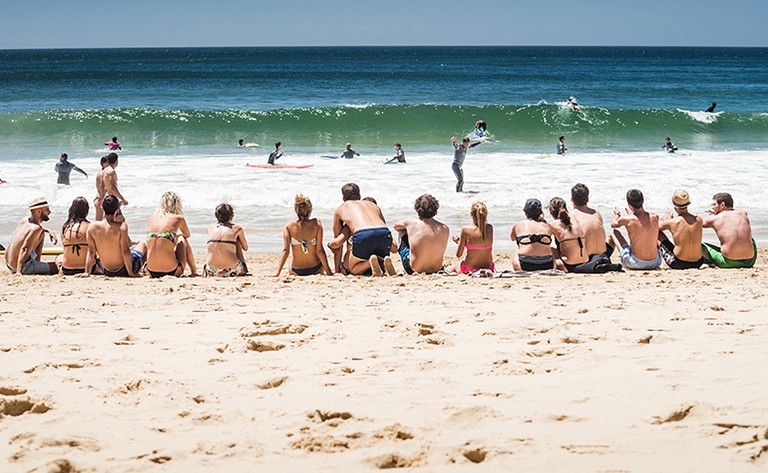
[3,181,757,278]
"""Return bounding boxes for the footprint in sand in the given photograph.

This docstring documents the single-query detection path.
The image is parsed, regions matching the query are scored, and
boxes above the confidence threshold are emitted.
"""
[0,397,51,417]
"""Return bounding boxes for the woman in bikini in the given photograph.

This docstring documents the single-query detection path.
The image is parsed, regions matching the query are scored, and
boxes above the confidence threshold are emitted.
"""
[451,201,494,274]
[145,191,198,278]
[274,194,332,276]
[55,197,100,275]
[548,197,588,272]
[511,198,555,271]
[204,203,248,277]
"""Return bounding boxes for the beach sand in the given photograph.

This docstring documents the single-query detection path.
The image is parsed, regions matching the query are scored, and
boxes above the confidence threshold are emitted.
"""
[2,250,768,472]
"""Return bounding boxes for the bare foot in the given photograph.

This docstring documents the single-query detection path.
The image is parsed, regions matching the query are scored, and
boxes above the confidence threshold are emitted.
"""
[383,256,396,276]
[369,255,383,276]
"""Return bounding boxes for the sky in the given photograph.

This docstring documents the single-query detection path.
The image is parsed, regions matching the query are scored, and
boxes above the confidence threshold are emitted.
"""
[1,0,767,49]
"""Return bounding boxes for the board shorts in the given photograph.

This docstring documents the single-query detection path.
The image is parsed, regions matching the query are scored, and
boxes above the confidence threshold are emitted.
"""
[564,253,623,273]
[100,247,145,277]
[701,239,757,268]
[518,254,554,271]
[350,227,392,261]
[619,244,661,270]
[5,250,54,275]
[398,234,413,275]
[659,239,704,270]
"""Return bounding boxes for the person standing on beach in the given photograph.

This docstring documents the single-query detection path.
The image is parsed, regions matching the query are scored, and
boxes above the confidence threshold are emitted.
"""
[94,156,109,221]
[329,182,395,276]
[77,195,146,278]
[556,136,567,155]
[701,192,756,268]
[610,189,661,270]
[393,194,449,274]
[657,189,704,269]
[268,142,283,165]
[451,136,484,193]
[341,143,360,159]
[4,197,58,276]
[55,153,88,185]
[105,136,122,150]
[103,153,128,222]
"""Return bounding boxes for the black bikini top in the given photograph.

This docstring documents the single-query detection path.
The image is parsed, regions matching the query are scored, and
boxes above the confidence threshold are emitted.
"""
[516,234,552,246]
[556,236,585,257]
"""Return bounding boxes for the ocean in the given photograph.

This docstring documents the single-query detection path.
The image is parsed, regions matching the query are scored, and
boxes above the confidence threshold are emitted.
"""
[1,46,766,251]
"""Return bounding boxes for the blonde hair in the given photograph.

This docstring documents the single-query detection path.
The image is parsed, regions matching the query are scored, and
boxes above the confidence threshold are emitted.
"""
[471,202,488,240]
[158,191,183,215]
[294,194,312,221]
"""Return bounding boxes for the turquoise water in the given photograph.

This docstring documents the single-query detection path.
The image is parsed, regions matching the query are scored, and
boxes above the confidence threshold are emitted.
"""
[1,47,766,250]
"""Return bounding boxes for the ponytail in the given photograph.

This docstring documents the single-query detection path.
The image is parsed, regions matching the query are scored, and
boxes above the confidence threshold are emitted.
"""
[471,202,488,240]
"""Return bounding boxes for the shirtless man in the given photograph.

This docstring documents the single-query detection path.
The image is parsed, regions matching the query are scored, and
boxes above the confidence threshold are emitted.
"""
[611,189,661,270]
[77,195,146,278]
[4,198,58,276]
[94,156,109,220]
[657,189,704,269]
[394,194,450,274]
[701,192,756,268]
[330,182,395,276]
[103,153,128,223]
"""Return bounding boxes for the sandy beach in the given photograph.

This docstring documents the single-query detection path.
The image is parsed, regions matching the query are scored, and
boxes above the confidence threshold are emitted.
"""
[2,250,768,472]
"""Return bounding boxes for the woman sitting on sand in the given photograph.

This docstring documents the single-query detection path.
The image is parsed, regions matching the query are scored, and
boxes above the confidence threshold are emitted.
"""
[56,197,99,275]
[204,203,248,277]
[274,194,332,276]
[451,202,494,274]
[145,191,198,278]
[547,197,588,272]
[511,198,555,271]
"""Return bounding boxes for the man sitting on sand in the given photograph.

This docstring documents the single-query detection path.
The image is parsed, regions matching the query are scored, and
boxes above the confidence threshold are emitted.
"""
[329,182,395,276]
[701,192,757,268]
[393,194,449,274]
[4,198,58,276]
[657,189,704,269]
[611,189,661,270]
[77,195,146,278]
[569,183,622,272]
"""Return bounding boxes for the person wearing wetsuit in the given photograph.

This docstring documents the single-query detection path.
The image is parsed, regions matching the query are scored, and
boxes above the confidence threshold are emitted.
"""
[341,143,360,159]
[705,102,717,113]
[55,153,88,185]
[557,136,567,155]
[268,142,283,165]
[451,136,483,193]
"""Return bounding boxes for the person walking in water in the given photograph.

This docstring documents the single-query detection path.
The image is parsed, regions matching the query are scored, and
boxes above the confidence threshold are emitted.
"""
[105,136,122,150]
[341,143,360,159]
[55,153,88,185]
[451,136,483,193]
[268,142,283,165]
[662,137,678,153]
[557,136,567,155]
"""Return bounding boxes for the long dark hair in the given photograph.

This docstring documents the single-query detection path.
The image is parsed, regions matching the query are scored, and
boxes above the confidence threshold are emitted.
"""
[62,197,90,238]
[548,197,572,231]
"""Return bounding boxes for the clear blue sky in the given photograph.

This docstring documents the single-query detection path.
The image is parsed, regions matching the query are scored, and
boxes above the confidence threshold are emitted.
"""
[2,0,766,49]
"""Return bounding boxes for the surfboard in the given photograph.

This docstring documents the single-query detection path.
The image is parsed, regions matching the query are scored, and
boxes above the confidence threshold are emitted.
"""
[462,190,480,195]
[0,181,8,185]
[244,143,260,148]
[245,163,314,169]
[320,155,340,159]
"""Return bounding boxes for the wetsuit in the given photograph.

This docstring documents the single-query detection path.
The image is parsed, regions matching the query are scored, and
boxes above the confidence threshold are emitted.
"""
[452,141,481,193]
[268,148,283,165]
[55,161,87,185]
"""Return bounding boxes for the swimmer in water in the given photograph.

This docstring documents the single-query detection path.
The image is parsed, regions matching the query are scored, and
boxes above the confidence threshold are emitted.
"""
[105,136,122,151]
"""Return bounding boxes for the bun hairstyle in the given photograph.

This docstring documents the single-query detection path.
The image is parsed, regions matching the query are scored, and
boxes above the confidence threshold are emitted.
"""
[548,197,572,231]
[294,194,312,221]
[471,201,488,240]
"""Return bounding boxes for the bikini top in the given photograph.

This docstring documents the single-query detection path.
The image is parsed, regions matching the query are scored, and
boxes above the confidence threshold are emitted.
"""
[207,239,237,246]
[516,234,552,246]
[556,235,584,257]
[465,244,492,251]
[63,243,84,256]
[147,231,177,244]
[291,237,317,254]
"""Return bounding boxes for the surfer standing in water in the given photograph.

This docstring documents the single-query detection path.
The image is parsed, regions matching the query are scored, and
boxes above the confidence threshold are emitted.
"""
[557,136,567,155]
[705,102,717,113]
[341,143,360,159]
[662,136,678,153]
[451,136,484,193]
[268,142,283,165]
[105,136,122,151]
[383,143,406,164]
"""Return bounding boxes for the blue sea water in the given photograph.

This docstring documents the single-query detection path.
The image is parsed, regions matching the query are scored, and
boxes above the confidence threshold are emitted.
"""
[1,47,767,250]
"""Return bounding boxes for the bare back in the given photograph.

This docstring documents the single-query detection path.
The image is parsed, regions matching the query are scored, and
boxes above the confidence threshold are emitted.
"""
[622,210,660,260]
[571,205,607,256]
[457,223,494,269]
[206,222,247,269]
[333,200,387,236]
[660,213,703,261]
[61,222,90,269]
[146,213,189,272]
[87,219,130,271]
[704,209,754,259]
[5,219,45,269]
[399,218,450,273]
[550,219,588,265]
